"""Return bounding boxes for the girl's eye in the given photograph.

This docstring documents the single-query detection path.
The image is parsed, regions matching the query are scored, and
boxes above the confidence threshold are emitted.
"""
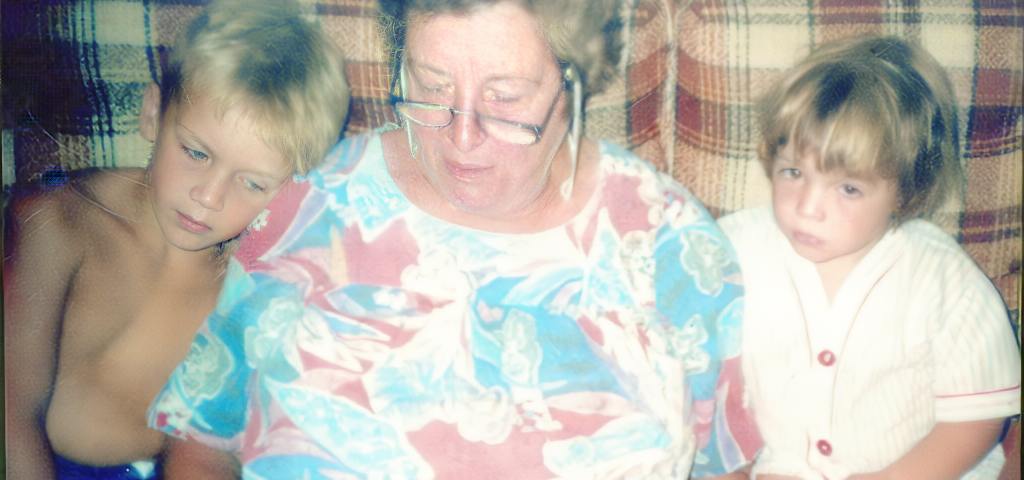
[243,179,264,192]
[840,184,861,197]
[778,168,800,179]
[182,145,208,161]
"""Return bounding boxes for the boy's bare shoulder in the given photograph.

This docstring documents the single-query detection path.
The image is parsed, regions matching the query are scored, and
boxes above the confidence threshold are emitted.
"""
[5,168,146,259]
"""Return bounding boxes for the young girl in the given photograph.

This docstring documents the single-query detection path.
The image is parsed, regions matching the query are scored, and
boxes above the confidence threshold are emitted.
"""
[719,35,1020,479]
[3,0,349,478]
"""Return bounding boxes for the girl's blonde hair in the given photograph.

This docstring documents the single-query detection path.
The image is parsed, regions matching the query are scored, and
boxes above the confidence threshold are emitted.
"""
[162,0,350,175]
[759,34,961,223]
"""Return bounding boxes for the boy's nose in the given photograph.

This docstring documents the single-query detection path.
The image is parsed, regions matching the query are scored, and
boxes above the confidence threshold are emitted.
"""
[191,175,228,211]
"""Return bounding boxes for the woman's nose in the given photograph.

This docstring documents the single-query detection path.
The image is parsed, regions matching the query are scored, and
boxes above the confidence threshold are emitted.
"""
[447,110,487,152]
[190,174,228,211]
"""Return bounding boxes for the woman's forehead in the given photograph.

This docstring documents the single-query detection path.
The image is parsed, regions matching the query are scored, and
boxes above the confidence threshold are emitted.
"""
[404,2,554,77]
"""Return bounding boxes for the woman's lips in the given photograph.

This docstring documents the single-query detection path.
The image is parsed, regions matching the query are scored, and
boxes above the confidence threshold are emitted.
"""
[177,212,211,233]
[445,160,491,180]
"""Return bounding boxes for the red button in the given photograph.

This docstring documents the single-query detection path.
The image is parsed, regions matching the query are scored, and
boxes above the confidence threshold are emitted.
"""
[817,439,832,456]
[818,350,836,366]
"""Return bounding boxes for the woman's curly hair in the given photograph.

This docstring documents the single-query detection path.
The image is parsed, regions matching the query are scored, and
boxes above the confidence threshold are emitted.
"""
[378,0,622,100]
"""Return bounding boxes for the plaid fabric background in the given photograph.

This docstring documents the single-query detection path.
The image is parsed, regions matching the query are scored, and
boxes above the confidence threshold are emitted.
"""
[3,0,1021,332]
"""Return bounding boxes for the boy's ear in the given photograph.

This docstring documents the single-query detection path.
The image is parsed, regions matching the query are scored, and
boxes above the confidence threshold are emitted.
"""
[140,83,161,142]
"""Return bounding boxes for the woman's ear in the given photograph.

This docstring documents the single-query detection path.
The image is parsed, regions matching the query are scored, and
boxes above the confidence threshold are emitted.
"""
[140,83,162,142]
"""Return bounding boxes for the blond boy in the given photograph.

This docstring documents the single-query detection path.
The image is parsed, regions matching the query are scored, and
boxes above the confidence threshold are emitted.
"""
[4,0,349,477]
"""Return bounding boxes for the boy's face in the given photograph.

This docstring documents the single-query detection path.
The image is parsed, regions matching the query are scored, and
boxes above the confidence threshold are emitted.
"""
[143,93,292,253]
[771,144,899,271]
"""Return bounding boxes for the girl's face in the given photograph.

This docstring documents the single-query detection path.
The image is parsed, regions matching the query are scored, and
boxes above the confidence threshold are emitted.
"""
[142,89,292,253]
[771,144,899,273]
[399,1,570,219]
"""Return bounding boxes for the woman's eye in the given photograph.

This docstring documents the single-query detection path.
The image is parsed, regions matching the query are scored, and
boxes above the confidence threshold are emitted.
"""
[490,93,520,104]
[244,179,265,192]
[840,184,861,197]
[419,84,450,97]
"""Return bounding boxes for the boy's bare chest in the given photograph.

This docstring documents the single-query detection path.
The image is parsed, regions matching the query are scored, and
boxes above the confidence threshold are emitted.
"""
[56,244,222,401]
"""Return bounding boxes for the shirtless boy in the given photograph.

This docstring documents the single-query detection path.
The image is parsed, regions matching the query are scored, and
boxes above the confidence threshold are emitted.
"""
[3,0,349,477]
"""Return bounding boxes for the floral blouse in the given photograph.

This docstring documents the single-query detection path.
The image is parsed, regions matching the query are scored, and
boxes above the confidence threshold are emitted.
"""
[149,131,761,479]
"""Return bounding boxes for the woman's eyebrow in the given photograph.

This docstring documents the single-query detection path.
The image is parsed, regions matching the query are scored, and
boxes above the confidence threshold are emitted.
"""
[408,58,541,88]
[407,59,450,79]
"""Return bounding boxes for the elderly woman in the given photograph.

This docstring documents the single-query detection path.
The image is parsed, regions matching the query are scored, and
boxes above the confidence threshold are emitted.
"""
[150,0,761,478]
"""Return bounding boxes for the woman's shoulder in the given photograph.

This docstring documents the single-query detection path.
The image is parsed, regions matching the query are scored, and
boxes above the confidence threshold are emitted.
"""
[594,140,701,206]
[305,130,386,179]
[596,140,668,180]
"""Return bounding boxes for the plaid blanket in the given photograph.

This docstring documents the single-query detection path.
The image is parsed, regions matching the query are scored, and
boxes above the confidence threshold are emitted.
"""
[3,0,1021,333]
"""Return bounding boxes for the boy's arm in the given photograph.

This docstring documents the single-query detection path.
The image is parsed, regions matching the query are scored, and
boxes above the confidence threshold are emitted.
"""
[162,438,241,480]
[848,418,1005,480]
[4,191,84,479]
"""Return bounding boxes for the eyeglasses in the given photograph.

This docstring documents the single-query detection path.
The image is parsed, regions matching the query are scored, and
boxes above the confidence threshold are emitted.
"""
[392,88,564,146]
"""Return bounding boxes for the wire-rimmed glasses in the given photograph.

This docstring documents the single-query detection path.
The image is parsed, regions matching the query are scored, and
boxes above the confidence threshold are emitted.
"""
[392,88,564,146]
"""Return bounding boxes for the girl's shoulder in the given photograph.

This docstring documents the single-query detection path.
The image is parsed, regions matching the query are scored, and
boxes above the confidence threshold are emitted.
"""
[717,204,776,244]
[896,219,983,274]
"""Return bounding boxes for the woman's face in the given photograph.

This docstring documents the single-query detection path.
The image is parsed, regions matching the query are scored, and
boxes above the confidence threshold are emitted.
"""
[401,1,570,219]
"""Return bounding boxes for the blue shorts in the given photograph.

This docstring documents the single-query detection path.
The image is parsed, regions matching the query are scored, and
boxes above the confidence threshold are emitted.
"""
[54,454,161,480]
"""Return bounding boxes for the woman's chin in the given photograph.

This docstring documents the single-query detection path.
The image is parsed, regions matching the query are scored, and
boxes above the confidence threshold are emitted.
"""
[446,191,500,216]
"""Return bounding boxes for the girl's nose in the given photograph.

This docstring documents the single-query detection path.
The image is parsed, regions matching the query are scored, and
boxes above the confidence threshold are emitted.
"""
[796,185,824,219]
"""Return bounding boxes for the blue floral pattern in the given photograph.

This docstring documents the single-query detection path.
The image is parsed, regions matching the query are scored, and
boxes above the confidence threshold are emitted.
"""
[149,132,759,479]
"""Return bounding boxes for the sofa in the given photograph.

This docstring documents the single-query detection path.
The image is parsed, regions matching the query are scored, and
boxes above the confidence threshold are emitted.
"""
[2,0,1020,473]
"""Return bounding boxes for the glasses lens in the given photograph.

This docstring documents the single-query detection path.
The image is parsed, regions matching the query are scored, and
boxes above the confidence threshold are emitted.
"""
[480,118,538,145]
[397,102,540,145]
[396,103,453,127]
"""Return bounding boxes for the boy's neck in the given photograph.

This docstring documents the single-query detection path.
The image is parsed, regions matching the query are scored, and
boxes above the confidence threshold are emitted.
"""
[127,174,222,270]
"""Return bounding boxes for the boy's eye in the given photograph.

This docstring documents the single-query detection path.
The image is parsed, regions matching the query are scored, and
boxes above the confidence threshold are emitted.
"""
[182,146,208,161]
[243,179,265,192]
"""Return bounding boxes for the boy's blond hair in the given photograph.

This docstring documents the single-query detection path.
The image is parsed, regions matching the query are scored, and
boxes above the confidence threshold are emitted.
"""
[758,34,961,223]
[161,0,349,175]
